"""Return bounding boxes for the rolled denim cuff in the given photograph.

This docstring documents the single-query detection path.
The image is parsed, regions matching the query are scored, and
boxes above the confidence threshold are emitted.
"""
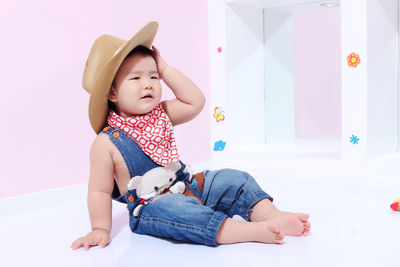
[204,211,227,246]
[242,192,273,221]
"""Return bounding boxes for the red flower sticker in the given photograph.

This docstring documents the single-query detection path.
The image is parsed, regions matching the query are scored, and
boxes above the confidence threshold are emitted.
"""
[347,53,361,68]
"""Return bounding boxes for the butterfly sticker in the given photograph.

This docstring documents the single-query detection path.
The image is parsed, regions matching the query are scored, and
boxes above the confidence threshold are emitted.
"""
[213,107,225,122]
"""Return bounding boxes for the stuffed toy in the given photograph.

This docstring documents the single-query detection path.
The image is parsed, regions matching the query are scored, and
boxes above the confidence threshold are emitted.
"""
[127,162,189,217]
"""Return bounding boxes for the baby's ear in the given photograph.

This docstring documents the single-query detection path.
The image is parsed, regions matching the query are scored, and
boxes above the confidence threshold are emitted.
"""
[165,161,181,173]
[127,175,142,190]
[108,86,117,102]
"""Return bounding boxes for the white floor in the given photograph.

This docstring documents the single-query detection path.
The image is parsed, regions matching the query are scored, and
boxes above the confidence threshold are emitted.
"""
[1,144,400,267]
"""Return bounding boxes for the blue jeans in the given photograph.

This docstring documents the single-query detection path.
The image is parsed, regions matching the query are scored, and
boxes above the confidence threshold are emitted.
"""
[128,169,273,246]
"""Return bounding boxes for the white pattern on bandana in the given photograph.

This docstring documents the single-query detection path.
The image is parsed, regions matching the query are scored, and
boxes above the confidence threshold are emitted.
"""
[107,103,179,166]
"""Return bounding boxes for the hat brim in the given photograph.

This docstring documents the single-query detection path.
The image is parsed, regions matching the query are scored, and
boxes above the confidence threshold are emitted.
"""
[88,21,159,134]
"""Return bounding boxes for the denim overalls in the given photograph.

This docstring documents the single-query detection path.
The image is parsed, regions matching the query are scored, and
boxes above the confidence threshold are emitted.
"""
[101,126,273,246]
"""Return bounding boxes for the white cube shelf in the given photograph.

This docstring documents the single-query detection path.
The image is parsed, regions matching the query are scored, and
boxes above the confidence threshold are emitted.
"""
[208,0,399,160]
[225,0,340,9]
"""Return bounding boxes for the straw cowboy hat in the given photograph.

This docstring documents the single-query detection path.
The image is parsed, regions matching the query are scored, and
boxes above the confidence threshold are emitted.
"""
[82,21,159,133]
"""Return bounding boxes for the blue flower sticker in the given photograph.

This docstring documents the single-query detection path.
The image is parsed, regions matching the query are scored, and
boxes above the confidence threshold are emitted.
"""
[349,134,359,145]
[213,140,226,151]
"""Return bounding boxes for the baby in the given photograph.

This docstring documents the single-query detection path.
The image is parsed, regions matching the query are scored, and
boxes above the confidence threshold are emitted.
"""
[71,22,310,250]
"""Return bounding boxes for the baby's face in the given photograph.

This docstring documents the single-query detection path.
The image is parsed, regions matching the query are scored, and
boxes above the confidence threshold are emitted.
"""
[109,54,162,117]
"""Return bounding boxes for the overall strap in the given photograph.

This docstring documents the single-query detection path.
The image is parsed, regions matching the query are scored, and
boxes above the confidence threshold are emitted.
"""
[100,126,187,202]
[100,126,160,200]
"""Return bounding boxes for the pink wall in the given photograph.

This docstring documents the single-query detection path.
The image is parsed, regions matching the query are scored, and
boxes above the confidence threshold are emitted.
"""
[0,0,210,199]
[294,8,342,140]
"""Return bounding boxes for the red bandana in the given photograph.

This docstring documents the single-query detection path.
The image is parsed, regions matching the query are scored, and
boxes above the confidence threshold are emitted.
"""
[107,103,179,166]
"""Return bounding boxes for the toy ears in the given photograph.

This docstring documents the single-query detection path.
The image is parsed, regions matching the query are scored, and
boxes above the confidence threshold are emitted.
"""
[165,161,181,173]
[127,175,143,190]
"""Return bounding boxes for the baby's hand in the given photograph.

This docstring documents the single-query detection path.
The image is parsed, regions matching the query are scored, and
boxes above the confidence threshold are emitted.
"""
[152,45,168,78]
[70,229,110,251]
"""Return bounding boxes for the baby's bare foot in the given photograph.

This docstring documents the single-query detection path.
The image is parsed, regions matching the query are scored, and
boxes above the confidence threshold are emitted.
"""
[256,222,284,244]
[265,211,310,236]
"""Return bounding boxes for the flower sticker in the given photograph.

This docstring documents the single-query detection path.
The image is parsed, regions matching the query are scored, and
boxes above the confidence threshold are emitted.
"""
[347,53,361,68]
[349,134,359,145]
[217,46,222,53]
[213,140,226,151]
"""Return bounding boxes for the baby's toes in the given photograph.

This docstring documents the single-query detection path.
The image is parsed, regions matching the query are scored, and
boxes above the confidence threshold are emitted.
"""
[302,222,311,235]
[275,231,285,244]
[276,232,285,244]
[277,231,285,240]
[302,228,310,236]
[268,223,285,242]
[296,213,310,222]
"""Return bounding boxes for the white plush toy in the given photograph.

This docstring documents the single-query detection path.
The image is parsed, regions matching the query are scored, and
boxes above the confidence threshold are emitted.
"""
[127,162,192,217]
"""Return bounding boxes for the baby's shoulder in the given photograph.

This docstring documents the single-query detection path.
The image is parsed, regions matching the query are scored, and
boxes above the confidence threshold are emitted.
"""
[90,132,114,155]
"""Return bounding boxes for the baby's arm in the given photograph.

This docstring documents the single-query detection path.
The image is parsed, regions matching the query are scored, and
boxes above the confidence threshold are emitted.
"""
[71,134,115,250]
[153,46,206,126]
